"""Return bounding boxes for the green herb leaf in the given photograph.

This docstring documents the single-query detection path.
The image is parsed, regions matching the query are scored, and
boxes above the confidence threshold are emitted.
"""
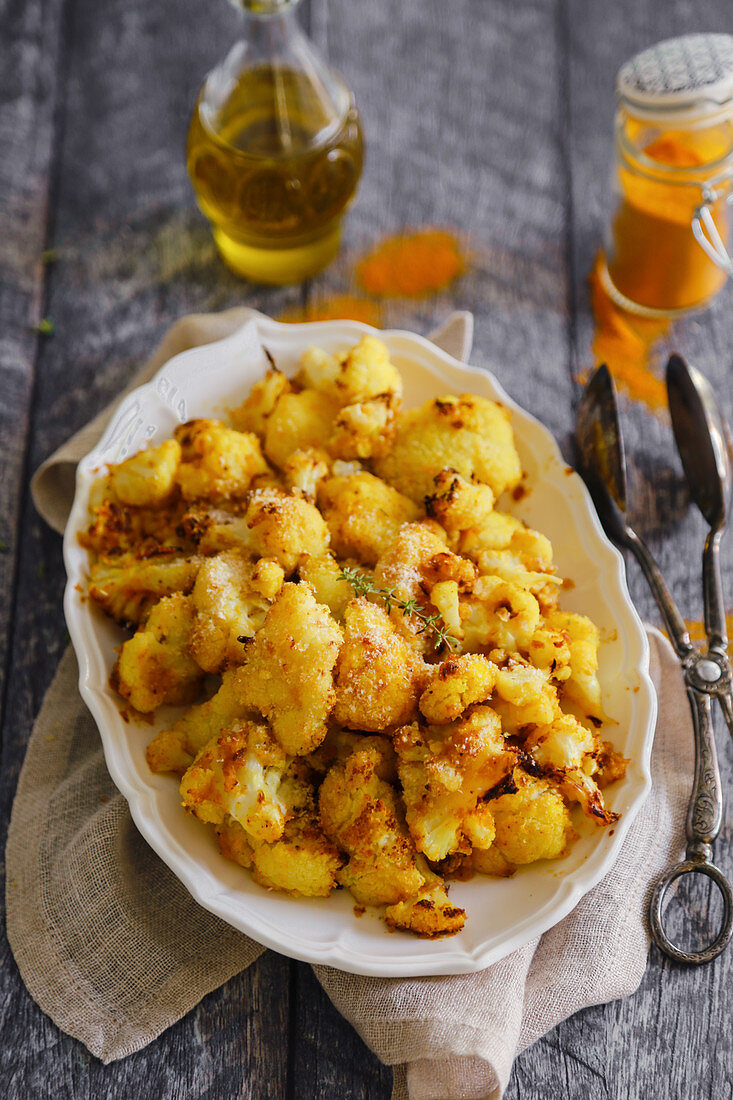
[33,318,56,337]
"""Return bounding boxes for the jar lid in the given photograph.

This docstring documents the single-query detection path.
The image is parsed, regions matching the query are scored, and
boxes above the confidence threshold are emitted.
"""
[617,34,733,123]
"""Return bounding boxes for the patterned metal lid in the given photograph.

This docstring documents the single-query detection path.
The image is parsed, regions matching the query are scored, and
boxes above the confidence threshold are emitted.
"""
[618,34,733,122]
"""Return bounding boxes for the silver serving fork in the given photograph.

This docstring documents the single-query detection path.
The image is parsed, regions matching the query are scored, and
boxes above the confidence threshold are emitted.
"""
[576,357,733,965]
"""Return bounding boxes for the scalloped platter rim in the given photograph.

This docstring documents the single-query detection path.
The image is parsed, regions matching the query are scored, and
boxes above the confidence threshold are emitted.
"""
[63,315,656,977]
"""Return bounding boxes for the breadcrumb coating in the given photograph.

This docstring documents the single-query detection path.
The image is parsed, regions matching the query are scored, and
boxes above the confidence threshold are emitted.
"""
[236,582,342,755]
[333,598,429,731]
[318,472,420,567]
[319,748,425,907]
[114,594,202,713]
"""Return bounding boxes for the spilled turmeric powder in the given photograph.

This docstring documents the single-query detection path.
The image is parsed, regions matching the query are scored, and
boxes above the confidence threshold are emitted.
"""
[278,294,382,326]
[588,251,668,411]
[685,613,733,656]
[357,228,465,297]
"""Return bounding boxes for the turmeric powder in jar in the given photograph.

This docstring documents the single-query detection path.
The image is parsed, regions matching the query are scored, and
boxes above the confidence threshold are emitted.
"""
[602,35,733,317]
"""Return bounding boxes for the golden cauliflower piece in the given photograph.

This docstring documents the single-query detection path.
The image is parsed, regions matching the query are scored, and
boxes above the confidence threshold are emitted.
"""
[174,419,269,502]
[306,728,397,782]
[525,624,573,682]
[146,668,249,774]
[189,551,284,672]
[107,439,181,507]
[88,549,200,629]
[113,594,202,713]
[490,770,574,865]
[236,582,342,754]
[524,713,618,825]
[230,368,291,437]
[460,575,541,653]
[281,447,331,500]
[424,469,496,549]
[373,522,475,653]
[298,554,354,619]
[251,811,344,897]
[374,394,521,503]
[419,653,497,724]
[215,817,255,868]
[328,394,398,461]
[491,657,559,734]
[333,598,429,730]
[384,859,466,938]
[319,748,425,906]
[471,844,516,878]
[80,498,190,556]
[264,389,340,470]
[180,720,309,843]
[299,336,402,405]
[546,610,604,721]
[395,705,515,861]
[243,488,330,574]
[318,472,420,566]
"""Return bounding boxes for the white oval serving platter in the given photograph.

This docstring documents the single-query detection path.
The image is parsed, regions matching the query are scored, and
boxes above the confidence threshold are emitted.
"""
[63,315,656,977]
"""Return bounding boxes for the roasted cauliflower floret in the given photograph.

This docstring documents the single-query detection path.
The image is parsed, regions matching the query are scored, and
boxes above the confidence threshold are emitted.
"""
[460,575,540,653]
[107,439,181,507]
[384,858,465,938]
[299,336,402,405]
[88,549,200,629]
[146,668,249,774]
[250,811,344,897]
[374,394,522,503]
[189,551,284,672]
[526,624,573,682]
[215,817,255,868]
[264,389,340,470]
[230,368,291,437]
[546,610,604,720]
[113,594,202,713]
[236,582,342,755]
[319,748,425,906]
[306,728,397,783]
[80,498,190,556]
[243,488,330,574]
[281,447,331,500]
[395,705,515,861]
[525,714,618,825]
[490,770,574,865]
[175,419,269,502]
[491,657,559,734]
[328,394,397,461]
[373,522,475,653]
[419,653,497,724]
[332,598,429,731]
[424,469,496,548]
[298,554,353,619]
[180,720,305,843]
[471,844,516,878]
[318,472,420,567]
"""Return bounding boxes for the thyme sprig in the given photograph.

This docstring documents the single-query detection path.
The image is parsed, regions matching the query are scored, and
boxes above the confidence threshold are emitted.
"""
[338,565,459,651]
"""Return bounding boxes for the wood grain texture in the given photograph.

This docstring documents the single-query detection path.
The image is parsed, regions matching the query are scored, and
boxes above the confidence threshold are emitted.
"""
[1,0,732,1096]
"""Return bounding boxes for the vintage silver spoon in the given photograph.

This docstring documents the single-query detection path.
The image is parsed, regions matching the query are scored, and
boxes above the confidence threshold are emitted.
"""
[576,361,733,965]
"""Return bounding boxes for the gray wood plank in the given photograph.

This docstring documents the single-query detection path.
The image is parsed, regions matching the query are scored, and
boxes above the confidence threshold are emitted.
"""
[508,1,733,1098]
[0,0,302,1094]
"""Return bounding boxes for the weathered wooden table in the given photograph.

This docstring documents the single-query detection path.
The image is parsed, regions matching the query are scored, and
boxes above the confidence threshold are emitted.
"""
[2,0,732,1096]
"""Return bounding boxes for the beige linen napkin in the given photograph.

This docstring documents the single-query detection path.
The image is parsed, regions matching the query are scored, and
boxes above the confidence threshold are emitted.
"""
[8,309,689,1098]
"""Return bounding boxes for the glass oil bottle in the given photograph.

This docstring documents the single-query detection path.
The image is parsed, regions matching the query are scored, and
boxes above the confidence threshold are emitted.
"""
[187,0,364,285]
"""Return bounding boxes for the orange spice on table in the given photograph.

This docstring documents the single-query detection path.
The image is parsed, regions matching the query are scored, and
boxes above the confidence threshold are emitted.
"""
[357,228,465,297]
[588,251,668,411]
[606,127,729,314]
[685,613,733,657]
[278,294,382,326]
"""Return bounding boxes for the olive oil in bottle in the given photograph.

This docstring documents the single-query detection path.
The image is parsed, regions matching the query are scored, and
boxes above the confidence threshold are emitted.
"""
[187,0,363,285]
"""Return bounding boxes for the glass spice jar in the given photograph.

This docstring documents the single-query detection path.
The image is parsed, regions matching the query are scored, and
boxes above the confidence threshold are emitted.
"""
[186,0,364,285]
[601,34,733,318]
